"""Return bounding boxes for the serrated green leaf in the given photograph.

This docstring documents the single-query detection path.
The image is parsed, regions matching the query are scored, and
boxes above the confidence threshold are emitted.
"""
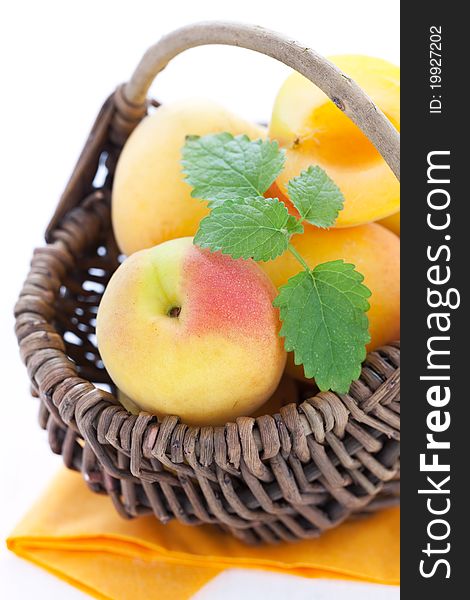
[194,197,303,261]
[287,166,344,228]
[181,133,285,207]
[273,260,371,392]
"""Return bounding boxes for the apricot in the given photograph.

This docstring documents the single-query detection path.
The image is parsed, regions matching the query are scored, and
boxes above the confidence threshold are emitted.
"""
[112,100,266,255]
[379,211,400,236]
[259,222,400,377]
[96,237,286,425]
[269,55,400,228]
[118,374,297,417]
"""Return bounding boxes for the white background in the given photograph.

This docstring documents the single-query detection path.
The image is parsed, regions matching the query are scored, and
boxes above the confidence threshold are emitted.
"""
[0,1,399,598]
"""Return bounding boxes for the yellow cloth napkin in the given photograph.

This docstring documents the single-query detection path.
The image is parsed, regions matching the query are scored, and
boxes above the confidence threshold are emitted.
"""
[7,469,399,599]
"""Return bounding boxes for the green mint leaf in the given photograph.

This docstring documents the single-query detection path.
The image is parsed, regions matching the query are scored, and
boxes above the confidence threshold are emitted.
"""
[182,133,285,207]
[194,196,303,261]
[273,260,371,392]
[287,166,344,227]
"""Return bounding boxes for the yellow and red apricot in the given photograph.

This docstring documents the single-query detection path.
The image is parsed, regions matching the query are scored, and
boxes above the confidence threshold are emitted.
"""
[96,237,286,424]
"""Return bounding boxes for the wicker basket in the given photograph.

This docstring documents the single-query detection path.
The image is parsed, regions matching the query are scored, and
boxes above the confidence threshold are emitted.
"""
[15,22,400,544]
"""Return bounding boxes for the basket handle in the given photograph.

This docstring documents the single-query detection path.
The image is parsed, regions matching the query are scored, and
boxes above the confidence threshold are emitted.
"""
[121,21,400,180]
[46,21,399,241]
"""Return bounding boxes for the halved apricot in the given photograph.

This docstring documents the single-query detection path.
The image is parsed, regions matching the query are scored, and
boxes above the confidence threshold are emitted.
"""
[269,55,400,228]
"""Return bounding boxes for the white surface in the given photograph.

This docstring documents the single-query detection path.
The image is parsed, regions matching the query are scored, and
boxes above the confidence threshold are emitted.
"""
[0,1,399,598]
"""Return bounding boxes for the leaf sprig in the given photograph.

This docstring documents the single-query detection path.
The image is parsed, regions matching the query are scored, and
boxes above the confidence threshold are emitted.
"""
[182,133,371,393]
